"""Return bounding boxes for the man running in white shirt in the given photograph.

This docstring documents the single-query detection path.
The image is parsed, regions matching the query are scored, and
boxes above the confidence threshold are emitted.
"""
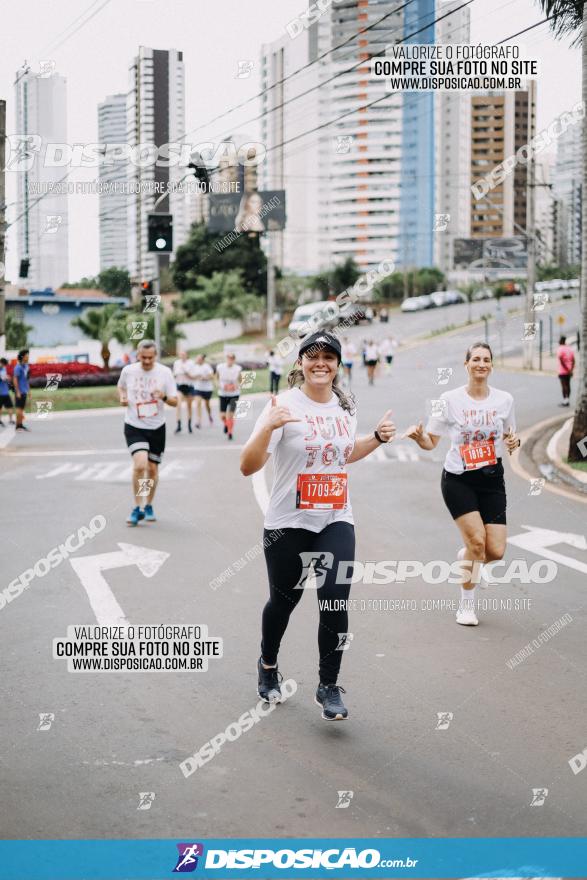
[193,354,215,428]
[216,352,242,441]
[173,351,197,434]
[118,340,178,526]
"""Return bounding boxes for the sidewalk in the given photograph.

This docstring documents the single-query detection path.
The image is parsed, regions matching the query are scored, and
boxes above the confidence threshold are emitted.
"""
[546,415,587,493]
[515,411,587,501]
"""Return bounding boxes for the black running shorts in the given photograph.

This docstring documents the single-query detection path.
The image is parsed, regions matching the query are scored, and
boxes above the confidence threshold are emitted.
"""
[441,460,507,525]
[219,395,239,413]
[124,423,166,463]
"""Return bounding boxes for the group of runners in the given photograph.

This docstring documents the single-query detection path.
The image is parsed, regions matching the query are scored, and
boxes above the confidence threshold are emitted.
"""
[173,350,244,438]
[116,331,519,720]
[340,336,397,387]
[117,343,245,525]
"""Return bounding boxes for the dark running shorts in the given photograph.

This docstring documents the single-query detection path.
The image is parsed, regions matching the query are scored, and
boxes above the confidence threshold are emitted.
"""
[365,359,379,367]
[219,395,239,413]
[124,423,166,463]
[0,394,13,408]
[195,389,213,400]
[15,393,27,409]
[177,384,195,396]
[441,461,507,525]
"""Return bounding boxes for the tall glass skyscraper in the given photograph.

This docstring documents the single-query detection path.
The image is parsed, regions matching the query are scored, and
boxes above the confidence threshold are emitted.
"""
[398,0,436,270]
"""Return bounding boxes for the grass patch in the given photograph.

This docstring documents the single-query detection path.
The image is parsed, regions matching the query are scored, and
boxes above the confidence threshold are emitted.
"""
[565,458,587,473]
[30,369,273,412]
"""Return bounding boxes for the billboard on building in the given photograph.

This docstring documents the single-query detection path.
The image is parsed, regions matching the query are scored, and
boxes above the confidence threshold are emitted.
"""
[208,191,286,233]
[453,237,528,270]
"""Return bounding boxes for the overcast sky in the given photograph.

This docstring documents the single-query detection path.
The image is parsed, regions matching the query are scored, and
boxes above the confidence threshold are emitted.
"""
[1,0,582,283]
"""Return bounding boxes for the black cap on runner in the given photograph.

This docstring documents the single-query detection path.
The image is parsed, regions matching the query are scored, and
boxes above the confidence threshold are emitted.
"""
[298,331,342,364]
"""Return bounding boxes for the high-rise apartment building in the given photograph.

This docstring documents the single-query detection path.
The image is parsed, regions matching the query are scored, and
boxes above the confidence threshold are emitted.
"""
[98,94,128,271]
[261,0,436,274]
[127,47,186,283]
[434,1,471,273]
[14,66,69,289]
[469,86,536,239]
[553,123,582,266]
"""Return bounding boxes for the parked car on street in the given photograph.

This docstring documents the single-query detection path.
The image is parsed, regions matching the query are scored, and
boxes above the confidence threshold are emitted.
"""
[288,301,340,338]
[401,295,434,312]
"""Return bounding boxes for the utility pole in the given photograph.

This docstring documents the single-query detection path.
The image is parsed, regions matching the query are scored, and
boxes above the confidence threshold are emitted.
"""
[0,100,6,354]
[266,237,275,341]
[154,255,162,353]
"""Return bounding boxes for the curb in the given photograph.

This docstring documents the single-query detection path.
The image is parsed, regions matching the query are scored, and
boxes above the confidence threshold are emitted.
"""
[546,416,587,493]
[509,413,587,505]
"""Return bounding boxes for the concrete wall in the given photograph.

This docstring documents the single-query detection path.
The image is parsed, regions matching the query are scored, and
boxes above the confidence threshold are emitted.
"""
[177,318,243,352]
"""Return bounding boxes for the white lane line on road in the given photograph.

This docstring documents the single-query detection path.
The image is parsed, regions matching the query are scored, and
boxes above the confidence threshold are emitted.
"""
[3,444,244,457]
[252,468,270,515]
[69,542,169,626]
[0,425,16,449]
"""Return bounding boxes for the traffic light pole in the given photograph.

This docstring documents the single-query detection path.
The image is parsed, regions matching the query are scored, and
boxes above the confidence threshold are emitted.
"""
[154,255,162,354]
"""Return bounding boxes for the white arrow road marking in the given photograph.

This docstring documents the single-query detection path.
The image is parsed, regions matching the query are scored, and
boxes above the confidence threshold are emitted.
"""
[508,525,587,575]
[0,425,16,449]
[69,543,170,626]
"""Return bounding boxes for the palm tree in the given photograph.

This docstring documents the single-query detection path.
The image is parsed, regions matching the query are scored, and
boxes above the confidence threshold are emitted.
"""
[536,1,587,460]
[71,303,128,368]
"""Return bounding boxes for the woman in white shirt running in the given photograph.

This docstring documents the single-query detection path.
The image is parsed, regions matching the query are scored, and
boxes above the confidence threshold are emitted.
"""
[240,331,396,720]
[404,342,520,626]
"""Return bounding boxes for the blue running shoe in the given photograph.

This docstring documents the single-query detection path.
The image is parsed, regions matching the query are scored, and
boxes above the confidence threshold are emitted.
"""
[143,504,156,522]
[126,506,145,526]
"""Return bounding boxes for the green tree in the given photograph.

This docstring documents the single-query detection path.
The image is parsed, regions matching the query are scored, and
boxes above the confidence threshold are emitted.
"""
[412,267,445,296]
[123,308,186,358]
[5,311,33,349]
[61,275,98,289]
[461,282,481,324]
[97,267,131,297]
[180,270,264,321]
[71,303,128,368]
[172,222,267,295]
[331,258,361,295]
[536,0,586,460]
[372,273,405,302]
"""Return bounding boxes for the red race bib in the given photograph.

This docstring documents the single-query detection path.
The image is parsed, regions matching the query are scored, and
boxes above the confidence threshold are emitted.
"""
[296,473,348,510]
[460,439,497,471]
[136,399,159,419]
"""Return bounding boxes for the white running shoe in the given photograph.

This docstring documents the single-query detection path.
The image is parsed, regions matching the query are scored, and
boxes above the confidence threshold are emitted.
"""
[456,606,479,626]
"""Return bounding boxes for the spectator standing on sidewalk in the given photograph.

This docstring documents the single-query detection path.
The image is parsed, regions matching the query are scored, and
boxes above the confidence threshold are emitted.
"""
[557,335,575,407]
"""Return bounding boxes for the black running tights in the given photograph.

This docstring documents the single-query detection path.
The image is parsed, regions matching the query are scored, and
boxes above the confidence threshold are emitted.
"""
[261,521,355,685]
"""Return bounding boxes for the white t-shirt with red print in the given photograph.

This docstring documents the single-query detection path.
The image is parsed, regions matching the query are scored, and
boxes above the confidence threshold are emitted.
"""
[426,385,516,475]
[118,362,177,430]
[251,387,357,532]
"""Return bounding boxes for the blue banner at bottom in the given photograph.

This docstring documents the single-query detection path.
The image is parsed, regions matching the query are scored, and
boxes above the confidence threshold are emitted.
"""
[0,838,585,879]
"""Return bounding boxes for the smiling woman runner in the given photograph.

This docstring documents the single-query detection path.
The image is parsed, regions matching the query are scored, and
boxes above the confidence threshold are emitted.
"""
[404,342,520,627]
[240,331,396,720]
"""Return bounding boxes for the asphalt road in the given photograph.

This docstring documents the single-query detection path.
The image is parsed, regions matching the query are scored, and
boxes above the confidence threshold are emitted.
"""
[1,316,586,848]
